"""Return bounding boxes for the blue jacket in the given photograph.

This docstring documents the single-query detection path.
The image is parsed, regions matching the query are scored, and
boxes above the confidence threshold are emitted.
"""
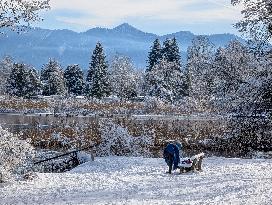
[163,143,180,170]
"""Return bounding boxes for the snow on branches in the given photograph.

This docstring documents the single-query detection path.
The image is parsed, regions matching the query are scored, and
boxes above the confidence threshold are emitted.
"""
[0,0,50,32]
[0,126,35,182]
[96,119,155,157]
[232,0,272,42]
[41,59,66,96]
[109,55,140,100]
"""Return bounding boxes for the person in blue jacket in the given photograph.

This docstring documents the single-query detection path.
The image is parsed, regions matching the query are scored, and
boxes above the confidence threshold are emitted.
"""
[163,141,182,174]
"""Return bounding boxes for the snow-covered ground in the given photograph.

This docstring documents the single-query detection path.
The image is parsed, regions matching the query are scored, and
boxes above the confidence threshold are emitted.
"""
[1,157,272,205]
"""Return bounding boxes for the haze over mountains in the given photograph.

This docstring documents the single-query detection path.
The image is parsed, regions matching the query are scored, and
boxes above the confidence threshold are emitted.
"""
[0,23,243,69]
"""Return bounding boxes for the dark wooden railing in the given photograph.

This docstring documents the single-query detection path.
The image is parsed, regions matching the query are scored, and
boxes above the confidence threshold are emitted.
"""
[33,145,96,172]
[34,144,95,165]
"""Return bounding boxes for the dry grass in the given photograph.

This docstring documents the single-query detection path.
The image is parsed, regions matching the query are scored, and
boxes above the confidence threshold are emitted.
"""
[0,97,187,115]
[15,115,226,157]
[0,98,49,110]
[0,97,228,156]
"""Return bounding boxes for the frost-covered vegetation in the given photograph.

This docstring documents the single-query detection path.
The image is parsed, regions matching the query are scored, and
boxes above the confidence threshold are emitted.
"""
[0,0,50,32]
[0,34,271,158]
[0,0,271,187]
[0,126,35,182]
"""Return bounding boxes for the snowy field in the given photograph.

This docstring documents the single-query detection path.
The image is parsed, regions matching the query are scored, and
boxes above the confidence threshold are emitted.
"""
[1,157,272,205]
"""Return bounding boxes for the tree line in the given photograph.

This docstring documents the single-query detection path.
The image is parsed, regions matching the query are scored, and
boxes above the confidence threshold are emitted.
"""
[0,36,271,113]
[0,38,183,101]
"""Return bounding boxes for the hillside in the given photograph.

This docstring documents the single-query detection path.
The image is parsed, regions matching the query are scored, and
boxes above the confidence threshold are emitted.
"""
[0,23,243,69]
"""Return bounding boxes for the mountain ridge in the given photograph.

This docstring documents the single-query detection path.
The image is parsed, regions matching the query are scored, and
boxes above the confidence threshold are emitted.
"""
[0,23,243,69]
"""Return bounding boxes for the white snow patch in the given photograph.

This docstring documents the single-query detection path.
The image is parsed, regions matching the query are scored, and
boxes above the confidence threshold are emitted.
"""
[1,157,272,205]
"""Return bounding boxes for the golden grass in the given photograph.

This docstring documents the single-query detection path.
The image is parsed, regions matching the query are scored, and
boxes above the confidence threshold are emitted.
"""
[0,98,49,110]
[16,115,226,157]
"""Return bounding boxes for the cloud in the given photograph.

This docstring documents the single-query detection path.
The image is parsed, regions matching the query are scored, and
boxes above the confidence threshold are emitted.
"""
[39,0,243,34]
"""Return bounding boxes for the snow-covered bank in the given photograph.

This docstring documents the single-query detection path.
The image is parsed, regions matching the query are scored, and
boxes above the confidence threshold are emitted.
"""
[1,157,272,205]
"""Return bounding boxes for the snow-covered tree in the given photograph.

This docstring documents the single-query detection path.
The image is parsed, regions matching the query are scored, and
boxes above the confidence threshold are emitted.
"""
[41,59,66,96]
[0,0,50,32]
[0,56,13,94]
[162,38,181,68]
[110,55,139,99]
[5,63,26,97]
[86,42,111,99]
[212,40,257,112]
[5,63,41,98]
[231,0,272,42]
[0,126,35,182]
[24,67,42,98]
[96,119,154,157]
[145,38,184,101]
[147,38,162,72]
[145,59,185,102]
[187,36,215,111]
[64,64,84,96]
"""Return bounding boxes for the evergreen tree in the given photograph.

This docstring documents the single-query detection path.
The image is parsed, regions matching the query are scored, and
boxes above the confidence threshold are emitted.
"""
[86,42,111,99]
[161,38,172,61]
[64,64,84,96]
[162,38,181,68]
[145,38,184,100]
[6,63,27,97]
[0,56,13,95]
[41,59,66,96]
[6,63,41,98]
[146,39,162,72]
[146,59,185,102]
[24,68,42,98]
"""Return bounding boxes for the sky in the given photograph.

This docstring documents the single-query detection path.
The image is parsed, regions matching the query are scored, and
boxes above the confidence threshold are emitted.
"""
[36,0,243,35]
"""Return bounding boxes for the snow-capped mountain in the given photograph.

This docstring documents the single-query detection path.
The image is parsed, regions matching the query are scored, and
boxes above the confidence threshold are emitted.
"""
[0,23,243,69]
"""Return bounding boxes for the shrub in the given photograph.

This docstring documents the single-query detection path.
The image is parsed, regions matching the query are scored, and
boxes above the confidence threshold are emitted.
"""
[0,127,35,182]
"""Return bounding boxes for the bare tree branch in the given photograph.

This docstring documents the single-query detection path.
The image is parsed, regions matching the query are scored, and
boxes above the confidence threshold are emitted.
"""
[0,0,50,32]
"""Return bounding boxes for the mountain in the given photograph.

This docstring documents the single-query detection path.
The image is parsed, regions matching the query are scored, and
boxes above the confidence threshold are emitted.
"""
[0,23,243,69]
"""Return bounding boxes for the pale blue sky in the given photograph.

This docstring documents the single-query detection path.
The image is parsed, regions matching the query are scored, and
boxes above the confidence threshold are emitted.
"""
[36,0,243,35]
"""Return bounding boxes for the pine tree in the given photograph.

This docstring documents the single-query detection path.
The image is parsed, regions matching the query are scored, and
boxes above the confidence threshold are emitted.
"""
[86,42,111,99]
[5,63,41,98]
[0,56,13,95]
[146,59,185,102]
[161,38,172,61]
[5,63,27,97]
[145,38,185,100]
[146,39,162,72]
[64,64,84,96]
[162,38,181,68]
[24,68,42,98]
[41,59,66,96]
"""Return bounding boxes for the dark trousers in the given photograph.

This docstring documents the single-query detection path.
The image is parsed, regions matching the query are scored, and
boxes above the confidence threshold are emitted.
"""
[166,154,174,174]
